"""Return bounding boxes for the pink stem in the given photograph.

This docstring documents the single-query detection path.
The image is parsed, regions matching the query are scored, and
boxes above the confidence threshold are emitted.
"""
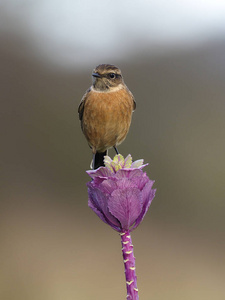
[120,230,139,300]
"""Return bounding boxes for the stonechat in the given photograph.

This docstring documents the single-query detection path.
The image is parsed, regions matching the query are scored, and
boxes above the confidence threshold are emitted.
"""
[78,64,136,169]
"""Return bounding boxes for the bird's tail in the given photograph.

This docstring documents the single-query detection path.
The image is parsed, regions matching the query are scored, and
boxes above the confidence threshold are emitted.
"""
[91,151,107,169]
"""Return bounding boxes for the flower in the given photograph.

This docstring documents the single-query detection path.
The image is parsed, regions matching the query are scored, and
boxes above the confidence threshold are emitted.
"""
[87,154,156,232]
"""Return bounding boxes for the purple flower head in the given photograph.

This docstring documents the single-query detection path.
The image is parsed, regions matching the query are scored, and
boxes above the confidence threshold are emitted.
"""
[87,154,156,232]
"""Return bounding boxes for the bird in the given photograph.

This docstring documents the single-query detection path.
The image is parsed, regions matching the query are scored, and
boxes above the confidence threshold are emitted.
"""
[78,64,136,169]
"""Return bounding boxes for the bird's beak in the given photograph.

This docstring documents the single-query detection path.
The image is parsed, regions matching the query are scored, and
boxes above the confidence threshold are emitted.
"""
[92,72,101,78]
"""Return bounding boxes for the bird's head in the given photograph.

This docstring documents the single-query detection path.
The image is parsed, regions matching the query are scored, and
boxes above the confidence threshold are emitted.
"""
[92,64,124,91]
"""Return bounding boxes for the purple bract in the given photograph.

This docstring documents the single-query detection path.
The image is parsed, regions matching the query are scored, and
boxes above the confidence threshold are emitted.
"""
[87,154,156,232]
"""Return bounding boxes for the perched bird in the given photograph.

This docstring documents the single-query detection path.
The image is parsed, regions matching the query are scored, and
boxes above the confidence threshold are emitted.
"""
[78,64,136,169]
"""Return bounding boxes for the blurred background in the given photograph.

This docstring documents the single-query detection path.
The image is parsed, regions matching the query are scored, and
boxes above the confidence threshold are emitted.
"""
[1,0,225,299]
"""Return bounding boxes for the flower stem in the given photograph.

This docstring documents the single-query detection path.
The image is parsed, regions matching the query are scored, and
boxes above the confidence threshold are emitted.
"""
[120,230,139,300]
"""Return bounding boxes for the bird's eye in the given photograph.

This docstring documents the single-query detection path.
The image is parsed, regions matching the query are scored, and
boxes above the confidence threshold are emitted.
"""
[109,73,116,79]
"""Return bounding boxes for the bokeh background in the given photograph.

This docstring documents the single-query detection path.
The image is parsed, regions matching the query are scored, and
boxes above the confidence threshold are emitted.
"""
[1,1,225,299]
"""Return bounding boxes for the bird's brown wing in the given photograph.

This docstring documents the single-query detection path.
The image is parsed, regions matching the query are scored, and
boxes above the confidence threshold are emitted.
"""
[132,96,136,111]
[78,88,91,121]
[126,88,136,111]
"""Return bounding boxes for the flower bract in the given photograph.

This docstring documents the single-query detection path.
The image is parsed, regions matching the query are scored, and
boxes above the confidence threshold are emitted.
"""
[87,154,156,232]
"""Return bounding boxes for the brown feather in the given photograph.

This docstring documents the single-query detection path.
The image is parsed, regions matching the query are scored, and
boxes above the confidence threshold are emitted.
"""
[81,87,134,153]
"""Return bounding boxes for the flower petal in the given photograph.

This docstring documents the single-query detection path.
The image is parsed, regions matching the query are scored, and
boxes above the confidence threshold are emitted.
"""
[115,168,143,179]
[126,171,150,190]
[115,169,149,190]
[88,185,121,229]
[131,181,156,231]
[124,154,132,168]
[116,178,137,190]
[87,167,112,179]
[104,156,114,172]
[108,188,142,230]
[100,178,117,195]
[131,159,144,168]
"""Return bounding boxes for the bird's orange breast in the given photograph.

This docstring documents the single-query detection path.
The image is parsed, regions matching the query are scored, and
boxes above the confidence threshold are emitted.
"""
[82,88,134,153]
